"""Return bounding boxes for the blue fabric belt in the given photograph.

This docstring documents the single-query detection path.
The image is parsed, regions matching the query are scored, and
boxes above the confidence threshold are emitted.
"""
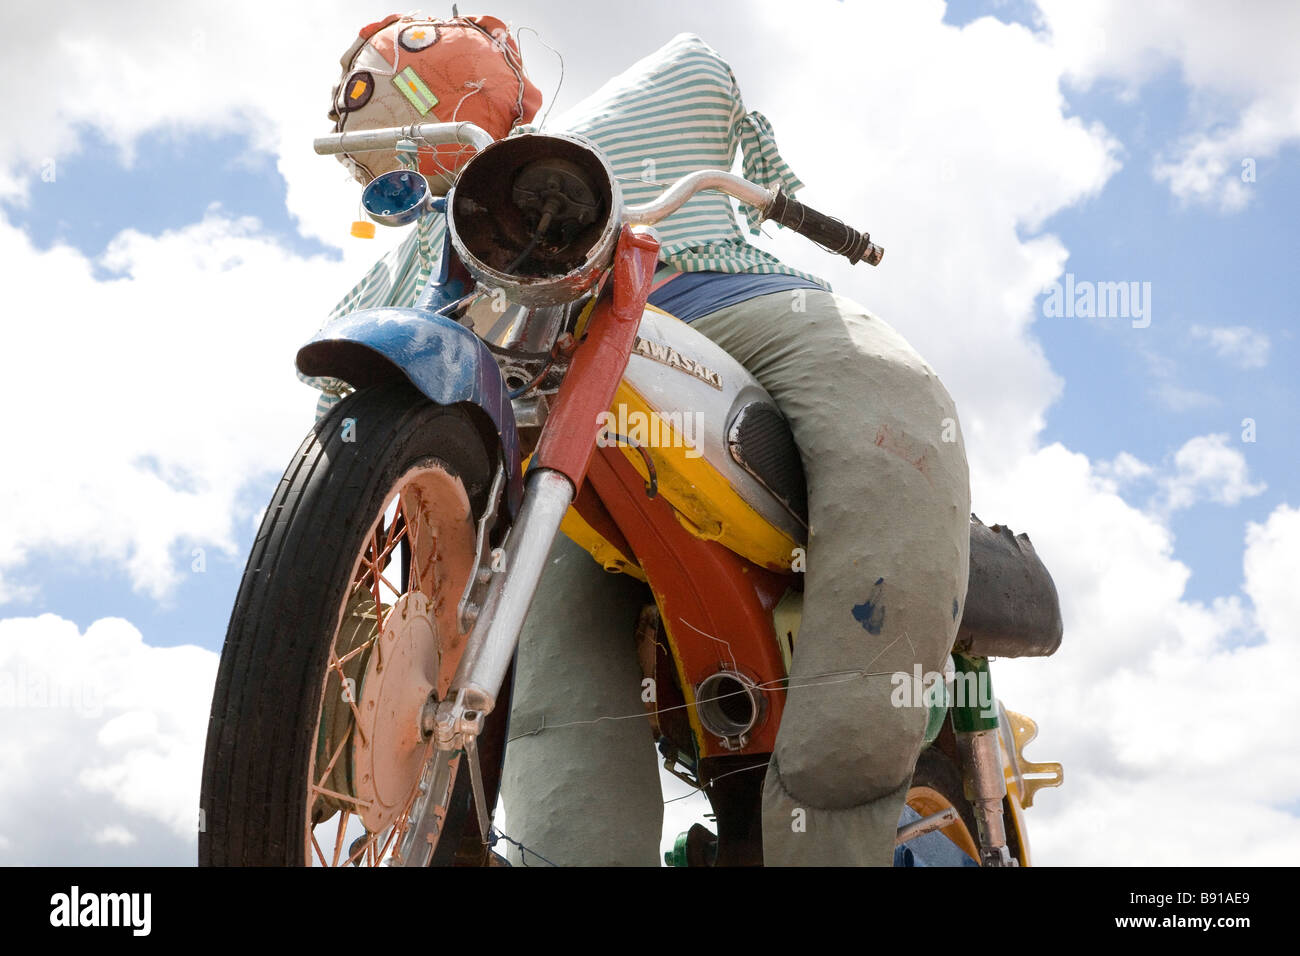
[646,268,823,324]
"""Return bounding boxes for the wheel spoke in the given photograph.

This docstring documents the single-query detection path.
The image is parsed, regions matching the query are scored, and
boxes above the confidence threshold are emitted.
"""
[401,489,422,590]
[310,831,328,867]
[328,652,369,747]
[331,811,350,868]
[376,818,403,861]
[382,498,404,556]
[399,486,443,599]
[303,465,467,867]
[334,634,378,669]
[369,529,388,668]
[377,569,404,599]
[315,721,355,791]
[311,783,372,810]
[344,832,375,867]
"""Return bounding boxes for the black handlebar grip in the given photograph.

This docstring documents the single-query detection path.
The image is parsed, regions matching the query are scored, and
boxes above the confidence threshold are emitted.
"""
[764,187,884,266]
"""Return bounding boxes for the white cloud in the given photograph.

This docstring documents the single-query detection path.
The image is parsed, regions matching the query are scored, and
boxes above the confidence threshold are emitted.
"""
[979,453,1300,864]
[93,825,138,847]
[734,4,1119,465]
[1095,450,1154,486]
[1037,0,1300,210]
[1138,348,1220,413]
[0,211,373,602]
[0,0,362,245]
[657,440,1294,864]
[1150,382,1219,413]
[0,614,217,864]
[1093,433,1266,518]
[1190,324,1271,369]
[1158,432,1266,513]
[1243,504,1300,646]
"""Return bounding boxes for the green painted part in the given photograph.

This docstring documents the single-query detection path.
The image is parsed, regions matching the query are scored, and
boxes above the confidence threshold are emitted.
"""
[922,681,949,745]
[393,66,439,115]
[949,653,1000,733]
[665,831,691,867]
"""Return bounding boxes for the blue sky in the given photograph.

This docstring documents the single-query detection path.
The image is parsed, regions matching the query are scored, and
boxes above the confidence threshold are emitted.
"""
[1,0,1296,866]
[5,126,335,264]
[1034,67,1297,605]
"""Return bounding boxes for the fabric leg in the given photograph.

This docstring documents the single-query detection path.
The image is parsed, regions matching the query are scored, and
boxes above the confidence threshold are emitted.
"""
[689,289,971,865]
[498,534,664,866]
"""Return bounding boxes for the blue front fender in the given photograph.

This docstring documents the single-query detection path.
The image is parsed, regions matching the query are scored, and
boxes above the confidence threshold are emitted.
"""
[296,307,523,517]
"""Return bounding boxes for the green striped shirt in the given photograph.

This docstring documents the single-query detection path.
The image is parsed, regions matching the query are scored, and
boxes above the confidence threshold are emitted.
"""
[304,33,826,415]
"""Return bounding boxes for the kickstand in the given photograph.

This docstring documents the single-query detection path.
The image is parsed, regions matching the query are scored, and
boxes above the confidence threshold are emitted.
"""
[463,734,493,844]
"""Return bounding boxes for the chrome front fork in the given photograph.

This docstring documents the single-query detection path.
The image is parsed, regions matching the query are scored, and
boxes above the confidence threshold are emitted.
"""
[434,467,574,744]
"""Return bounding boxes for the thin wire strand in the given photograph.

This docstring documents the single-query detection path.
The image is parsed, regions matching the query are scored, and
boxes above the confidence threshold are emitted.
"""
[617,174,672,187]
[515,26,563,131]
[505,628,914,743]
[490,826,559,867]
[677,617,738,671]
[664,761,770,804]
[505,665,902,742]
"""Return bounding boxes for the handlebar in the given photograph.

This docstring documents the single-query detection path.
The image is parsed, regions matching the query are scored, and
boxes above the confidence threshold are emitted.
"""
[764,187,884,266]
[316,122,883,267]
[313,121,494,156]
[625,170,773,226]
[625,173,883,267]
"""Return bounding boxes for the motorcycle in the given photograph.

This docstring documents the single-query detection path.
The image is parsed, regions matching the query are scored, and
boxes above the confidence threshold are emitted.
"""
[198,121,1064,867]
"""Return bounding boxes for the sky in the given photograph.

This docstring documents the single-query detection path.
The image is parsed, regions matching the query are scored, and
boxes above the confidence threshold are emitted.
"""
[0,0,1296,865]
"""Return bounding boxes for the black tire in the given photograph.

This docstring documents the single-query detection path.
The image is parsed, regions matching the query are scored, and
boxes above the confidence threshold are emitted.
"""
[199,381,509,866]
[904,746,1023,866]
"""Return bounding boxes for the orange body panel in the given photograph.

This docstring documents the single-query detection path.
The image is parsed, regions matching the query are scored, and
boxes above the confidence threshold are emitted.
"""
[586,445,792,758]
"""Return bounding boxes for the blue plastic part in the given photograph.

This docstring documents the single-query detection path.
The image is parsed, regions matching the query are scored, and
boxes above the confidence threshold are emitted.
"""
[296,306,523,517]
[361,169,431,226]
[414,219,465,313]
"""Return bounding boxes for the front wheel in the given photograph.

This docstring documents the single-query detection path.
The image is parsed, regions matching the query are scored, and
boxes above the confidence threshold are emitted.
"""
[200,382,509,866]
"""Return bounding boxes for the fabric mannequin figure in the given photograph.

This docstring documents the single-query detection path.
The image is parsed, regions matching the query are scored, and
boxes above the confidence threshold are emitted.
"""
[312,18,970,866]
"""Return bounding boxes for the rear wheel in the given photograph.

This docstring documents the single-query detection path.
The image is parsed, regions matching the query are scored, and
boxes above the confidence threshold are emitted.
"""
[904,745,1025,866]
[904,747,983,863]
[200,382,509,866]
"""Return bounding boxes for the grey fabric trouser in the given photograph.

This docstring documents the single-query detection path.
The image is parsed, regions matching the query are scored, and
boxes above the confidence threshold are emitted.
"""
[500,289,971,866]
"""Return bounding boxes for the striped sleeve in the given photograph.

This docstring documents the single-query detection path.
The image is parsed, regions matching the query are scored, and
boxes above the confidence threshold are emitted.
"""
[559,33,828,289]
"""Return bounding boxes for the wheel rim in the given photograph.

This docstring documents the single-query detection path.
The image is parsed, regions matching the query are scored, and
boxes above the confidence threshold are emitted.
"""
[303,462,478,866]
[905,785,981,862]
